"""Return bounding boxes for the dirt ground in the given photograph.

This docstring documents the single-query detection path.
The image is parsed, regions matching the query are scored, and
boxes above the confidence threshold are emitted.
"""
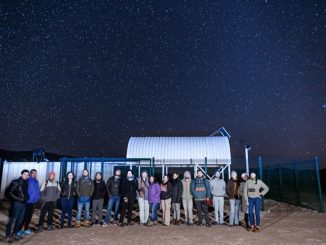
[0,199,325,245]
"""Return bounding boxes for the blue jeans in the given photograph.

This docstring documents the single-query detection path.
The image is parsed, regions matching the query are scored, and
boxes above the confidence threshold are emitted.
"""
[105,195,120,223]
[77,196,91,221]
[6,201,26,236]
[61,197,74,225]
[229,199,240,225]
[149,203,160,221]
[249,197,261,226]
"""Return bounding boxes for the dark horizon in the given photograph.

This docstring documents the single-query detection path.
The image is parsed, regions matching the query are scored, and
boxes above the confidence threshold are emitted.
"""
[1,1,325,163]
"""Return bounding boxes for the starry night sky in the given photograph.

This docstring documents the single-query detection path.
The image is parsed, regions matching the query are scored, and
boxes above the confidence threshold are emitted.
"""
[1,1,325,162]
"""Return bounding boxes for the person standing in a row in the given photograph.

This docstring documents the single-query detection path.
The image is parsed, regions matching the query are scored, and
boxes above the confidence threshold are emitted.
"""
[191,170,211,227]
[91,172,106,226]
[238,173,249,229]
[244,172,269,233]
[22,169,40,235]
[137,170,150,225]
[119,170,137,226]
[160,175,172,226]
[105,169,122,225]
[60,171,76,228]
[181,171,193,226]
[171,173,183,225]
[209,171,226,225]
[147,176,160,226]
[38,171,61,231]
[5,170,29,242]
[226,171,240,226]
[76,169,94,227]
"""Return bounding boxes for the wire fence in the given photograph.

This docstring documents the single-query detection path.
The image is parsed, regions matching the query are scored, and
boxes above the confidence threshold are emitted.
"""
[233,156,324,213]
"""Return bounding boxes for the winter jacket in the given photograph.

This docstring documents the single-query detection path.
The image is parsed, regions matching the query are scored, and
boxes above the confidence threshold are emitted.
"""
[171,179,183,203]
[181,179,193,199]
[191,177,211,201]
[106,176,121,196]
[6,177,29,203]
[226,179,239,199]
[160,182,173,200]
[27,176,40,204]
[209,178,226,197]
[137,177,149,200]
[60,180,76,199]
[92,180,106,200]
[76,176,94,197]
[40,180,61,202]
[120,177,137,201]
[148,183,161,204]
[244,179,269,203]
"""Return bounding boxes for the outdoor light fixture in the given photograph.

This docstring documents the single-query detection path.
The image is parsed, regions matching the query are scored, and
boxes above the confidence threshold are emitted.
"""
[245,145,251,174]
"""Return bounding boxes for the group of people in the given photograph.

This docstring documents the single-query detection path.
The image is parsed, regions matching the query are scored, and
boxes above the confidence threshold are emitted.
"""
[5,167,269,242]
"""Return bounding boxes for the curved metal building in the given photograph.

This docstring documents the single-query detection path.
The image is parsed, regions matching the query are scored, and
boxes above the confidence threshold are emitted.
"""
[127,136,231,177]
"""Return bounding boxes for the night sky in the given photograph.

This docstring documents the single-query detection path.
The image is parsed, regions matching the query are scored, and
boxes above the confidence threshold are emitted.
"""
[1,1,325,162]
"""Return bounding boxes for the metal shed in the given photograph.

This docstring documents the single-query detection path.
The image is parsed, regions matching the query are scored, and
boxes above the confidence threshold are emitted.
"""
[126,136,231,178]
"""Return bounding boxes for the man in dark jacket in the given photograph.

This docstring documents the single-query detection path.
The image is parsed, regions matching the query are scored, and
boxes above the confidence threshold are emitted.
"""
[22,169,40,235]
[104,169,122,225]
[171,173,183,225]
[76,169,94,227]
[119,170,137,226]
[5,169,29,242]
[191,170,211,227]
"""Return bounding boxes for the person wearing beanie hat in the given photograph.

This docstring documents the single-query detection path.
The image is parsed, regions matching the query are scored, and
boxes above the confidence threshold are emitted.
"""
[209,171,226,225]
[38,171,61,232]
[181,171,193,225]
[226,171,240,226]
[238,173,250,229]
[191,170,211,227]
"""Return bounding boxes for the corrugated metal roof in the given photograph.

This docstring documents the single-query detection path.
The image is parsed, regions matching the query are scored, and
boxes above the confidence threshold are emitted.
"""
[126,136,231,164]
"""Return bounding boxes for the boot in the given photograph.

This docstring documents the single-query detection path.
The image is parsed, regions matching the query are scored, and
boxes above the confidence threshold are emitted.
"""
[75,221,81,228]
[84,221,91,227]
[244,213,250,229]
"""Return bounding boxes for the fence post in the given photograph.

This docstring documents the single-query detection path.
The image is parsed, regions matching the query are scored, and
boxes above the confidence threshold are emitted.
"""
[258,156,264,210]
[205,157,208,178]
[152,157,155,176]
[278,163,283,202]
[315,156,325,213]
[293,161,300,206]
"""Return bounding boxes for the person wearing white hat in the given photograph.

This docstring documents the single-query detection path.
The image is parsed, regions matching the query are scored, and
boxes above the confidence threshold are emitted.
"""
[238,173,249,229]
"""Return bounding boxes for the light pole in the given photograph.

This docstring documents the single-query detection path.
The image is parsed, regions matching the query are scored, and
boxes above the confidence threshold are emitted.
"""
[245,145,251,174]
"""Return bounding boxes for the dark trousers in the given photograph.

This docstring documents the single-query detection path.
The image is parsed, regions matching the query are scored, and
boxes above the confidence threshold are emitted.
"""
[195,200,210,224]
[60,197,74,225]
[39,201,55,227]
[6,201,26,237]
[119,198,134,223]
[23,203,35,230]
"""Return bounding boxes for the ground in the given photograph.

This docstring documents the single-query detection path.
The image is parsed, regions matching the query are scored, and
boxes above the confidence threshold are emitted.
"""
[0,200,325,245]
